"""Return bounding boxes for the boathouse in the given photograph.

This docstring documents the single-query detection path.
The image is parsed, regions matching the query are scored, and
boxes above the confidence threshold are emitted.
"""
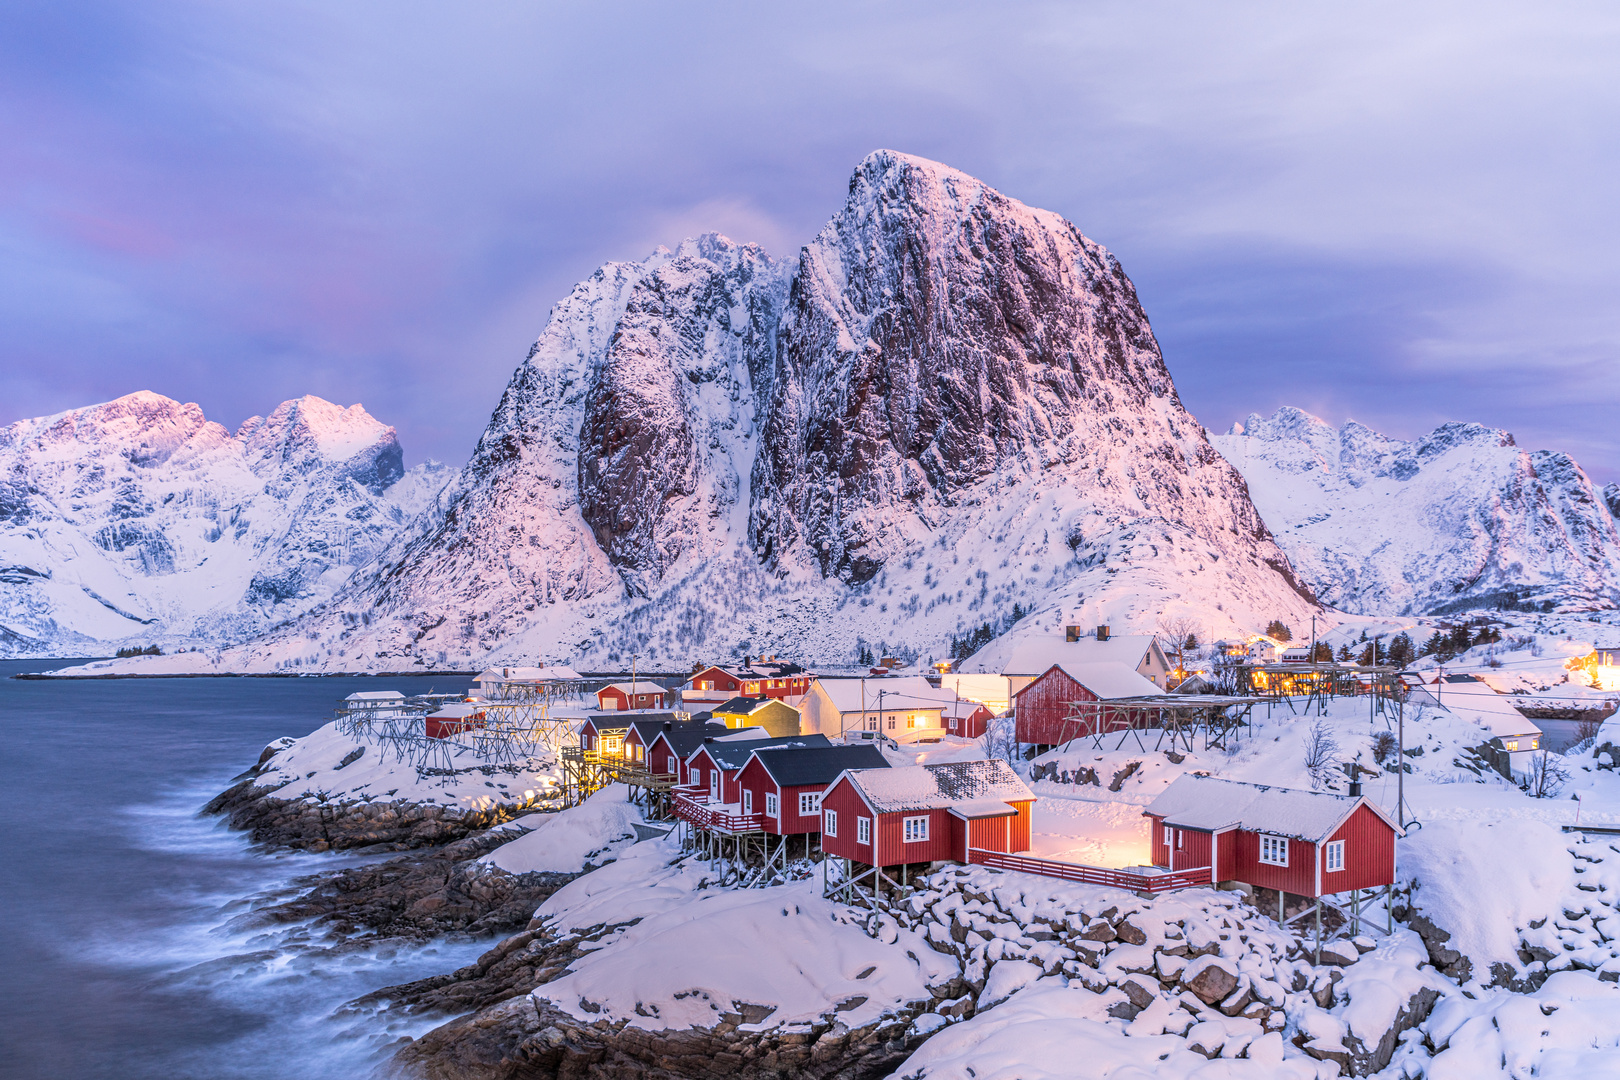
[735,744,890,835]
[819,759,1035,869]
[1013,661,1163,746]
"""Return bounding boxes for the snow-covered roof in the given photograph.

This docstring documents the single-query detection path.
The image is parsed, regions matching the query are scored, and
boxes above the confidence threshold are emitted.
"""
[427,702,483,718]
[812,676,947,714]
[1145,774,1401,843]
[946,799,1020,820]
[1017,661,1163,700]
[751,744,890,786]
[601,681,666,696]
[345,690,405,702]
[1437,676,1541,738]
[841,759,1034,814]
[994,634,1159,677]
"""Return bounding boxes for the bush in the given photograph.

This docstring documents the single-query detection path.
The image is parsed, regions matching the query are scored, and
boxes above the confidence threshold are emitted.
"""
[1302,718,1340,790]
[1372,730,1398,766]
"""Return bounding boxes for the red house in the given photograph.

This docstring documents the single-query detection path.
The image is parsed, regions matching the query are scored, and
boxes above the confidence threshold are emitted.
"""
[819,759,1036,870]
[425,703,485,739]
[735,744,890,835]
[1143,775,1402,898]
[1014,661,1163,746]
[683,734,832,804]
[642,720,730,780]
[685,664,816,705]
[941,699,994,739]
[596,681,669,711]
[577,712,681,755]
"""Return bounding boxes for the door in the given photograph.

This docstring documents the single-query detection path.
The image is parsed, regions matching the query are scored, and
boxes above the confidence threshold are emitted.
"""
[710,770,720,800]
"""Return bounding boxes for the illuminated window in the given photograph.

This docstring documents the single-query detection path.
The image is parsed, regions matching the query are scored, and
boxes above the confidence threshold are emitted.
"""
[903,816,930,842]
[1260,835,1289,866]
[1326,840,1345,872]
[1504,740,1519,751]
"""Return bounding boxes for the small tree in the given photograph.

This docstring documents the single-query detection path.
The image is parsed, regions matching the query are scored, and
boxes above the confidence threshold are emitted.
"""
[1522,749,1570,799]
[1336,643,1353,662]
[1311,641,1333,663]
[1302,718,1341,790]
[979,713,1020,767]
[1387,633,1415,668]
[1266,620,1293,643]
[1372,730,1398,767]
[1156,615,1202,670]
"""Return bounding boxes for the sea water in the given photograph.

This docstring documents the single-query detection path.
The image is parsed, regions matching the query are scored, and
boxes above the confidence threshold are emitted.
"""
[0,660,485,1080]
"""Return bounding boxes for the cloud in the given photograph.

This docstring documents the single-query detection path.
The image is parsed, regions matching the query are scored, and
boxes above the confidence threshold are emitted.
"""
[1,1,1617,479]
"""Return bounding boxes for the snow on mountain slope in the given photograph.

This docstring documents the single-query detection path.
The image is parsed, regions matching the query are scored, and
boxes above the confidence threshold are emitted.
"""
[59,153,1320,674]
[0,391,445,655]
[1211,407,1620,616]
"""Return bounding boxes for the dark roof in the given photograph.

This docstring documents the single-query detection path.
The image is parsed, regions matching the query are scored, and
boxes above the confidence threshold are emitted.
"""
[713,696,768,714]
[646,721,730,758]
[694,733,832,770]
[751,744,891,786]
[583,711,682,734]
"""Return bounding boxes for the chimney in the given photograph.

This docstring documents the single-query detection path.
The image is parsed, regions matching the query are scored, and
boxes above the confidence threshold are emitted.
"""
[1096,625,1110,642]
[1065,624,1080,642]
[1349,780,1363,797]
[663,721,672,731]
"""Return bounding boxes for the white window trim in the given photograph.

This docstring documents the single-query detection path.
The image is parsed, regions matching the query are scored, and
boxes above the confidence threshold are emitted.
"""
[1259,834,1289,867]
[1325,840,1345,872]
[824,809,838,837]
[857,817,871,844]
[799,792,821,816]
[765,792,779,818]
[903,815,930,842]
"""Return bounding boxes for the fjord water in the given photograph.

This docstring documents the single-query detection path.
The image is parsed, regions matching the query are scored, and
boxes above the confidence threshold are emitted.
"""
[0,661,480,1080]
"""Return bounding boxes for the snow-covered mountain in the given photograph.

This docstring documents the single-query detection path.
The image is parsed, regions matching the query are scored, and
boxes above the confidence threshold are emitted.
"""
[177,150,1317,674]
[0,391,447,655]
[1211,407,1620,616]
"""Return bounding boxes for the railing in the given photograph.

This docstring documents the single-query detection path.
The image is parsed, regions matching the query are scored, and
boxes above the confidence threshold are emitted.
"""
[967,849,1212,893]
[673,794,767,833]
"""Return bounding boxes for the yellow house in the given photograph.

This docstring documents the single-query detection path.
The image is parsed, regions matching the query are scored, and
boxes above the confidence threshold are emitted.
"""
[709,696,802,737]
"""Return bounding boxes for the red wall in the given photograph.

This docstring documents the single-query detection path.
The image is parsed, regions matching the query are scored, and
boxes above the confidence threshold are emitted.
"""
[596,687,668,710]
[945,704,993,739]
[1216,827,1238,881]
[876,807,955,866]
[1232,829,1319,896]
[1014,666,1148,745]
[819,777,877,863]
[647,735,684,778]
[737,758,780,832]
[1325,804,1397,892]
[1171,827,1212,872]
[685,746,747,803]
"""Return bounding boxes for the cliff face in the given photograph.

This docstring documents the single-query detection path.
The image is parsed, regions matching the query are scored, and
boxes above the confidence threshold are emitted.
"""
[0,391,441,655]
[1212,407,1620,615]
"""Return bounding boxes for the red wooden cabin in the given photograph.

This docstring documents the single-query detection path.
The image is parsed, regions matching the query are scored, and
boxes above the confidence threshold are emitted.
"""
[941,699,994,739]
[735,744,890,835]
[596,681,669,711]
[642,720,730,780]
[820,759,1036,870]
[425,703,485,739]
[577,712,682,755]
[1014,661,1163,746]
[1143,775,1402,897]
[686,664,815,703]
[683,734,832,804]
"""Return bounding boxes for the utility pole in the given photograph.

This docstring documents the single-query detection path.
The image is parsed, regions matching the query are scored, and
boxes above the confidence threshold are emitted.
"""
[1397,688,1408,828]
[630,653,639,711]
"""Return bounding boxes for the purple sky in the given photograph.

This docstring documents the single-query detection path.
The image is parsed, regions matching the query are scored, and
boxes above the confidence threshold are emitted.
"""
[6,3,1620,479]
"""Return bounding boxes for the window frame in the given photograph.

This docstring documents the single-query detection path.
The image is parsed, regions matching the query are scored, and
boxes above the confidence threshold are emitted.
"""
[798,792,821,817]
[1259,834,1289,867]
[857,817,871,844]
[1325,839,1345,872]
[765,792,778,818]
[903,815,930,843]
[823,809,838,837]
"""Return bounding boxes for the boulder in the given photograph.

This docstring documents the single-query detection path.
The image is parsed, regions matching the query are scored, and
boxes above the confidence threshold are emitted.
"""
[1181,956,1240,1005]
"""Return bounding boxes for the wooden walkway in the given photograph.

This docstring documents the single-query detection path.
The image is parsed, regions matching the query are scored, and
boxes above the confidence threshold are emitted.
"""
[966,849,1212,894]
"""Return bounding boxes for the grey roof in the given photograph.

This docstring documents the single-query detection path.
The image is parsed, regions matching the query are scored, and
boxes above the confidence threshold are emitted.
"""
[580,712,683,736]
[714,696,769,714]
[1144,774,1402,842]
[692,733,832,770]
[750,744,891,787]
[844,758,1034,814]
[643,721,730,756]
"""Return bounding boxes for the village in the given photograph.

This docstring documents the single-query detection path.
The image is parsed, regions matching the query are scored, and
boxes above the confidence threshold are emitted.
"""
[315,614,1620,966]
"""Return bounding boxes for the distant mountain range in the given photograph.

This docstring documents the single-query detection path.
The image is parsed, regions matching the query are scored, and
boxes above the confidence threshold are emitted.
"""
[5,152,1615,668]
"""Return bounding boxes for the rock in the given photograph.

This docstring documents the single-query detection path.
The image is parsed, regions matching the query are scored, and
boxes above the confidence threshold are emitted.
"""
[1080,921,1116,943]
[1181,956,1240,1005]
[1118,975,1159,1012]
[1399,910,1472,983]
[1186,1020,1226,1059]
[1217,978,1255,1018]
[1341,987,1442,1076]
[1317,940,1361,967]
[1115,917,1148,946]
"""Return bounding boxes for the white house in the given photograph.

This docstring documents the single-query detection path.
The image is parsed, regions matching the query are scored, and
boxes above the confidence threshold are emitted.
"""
[971,632,1173,697]
[801,676,948,743]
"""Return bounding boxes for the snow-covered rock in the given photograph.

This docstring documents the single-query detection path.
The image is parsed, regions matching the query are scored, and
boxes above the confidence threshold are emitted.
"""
[0,391,446,655]
[1212,407,1620,616]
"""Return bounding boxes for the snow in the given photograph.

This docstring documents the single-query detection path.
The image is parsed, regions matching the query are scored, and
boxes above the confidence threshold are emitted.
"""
[1418,972,1620,1079]
[967,634,1161,679]
[481,785,644,875]
[1145,775,1389,843]
[848,759,1033,814]
[1044,660,1164,700]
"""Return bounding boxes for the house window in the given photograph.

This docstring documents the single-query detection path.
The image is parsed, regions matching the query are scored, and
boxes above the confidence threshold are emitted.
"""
[799,792,821,816]
[765,793,778,817]
[948,718,958,731]
[903,815,930,842]
[907,715,918,729]
[1326,840,1345,872]
[1530,738,1540,750]
[857,817,871,844]
[743,789,753,814]
[824,809,838,837]
[1259,835,1289,867]
[1504,740,1519,751]
[888,716,897,729]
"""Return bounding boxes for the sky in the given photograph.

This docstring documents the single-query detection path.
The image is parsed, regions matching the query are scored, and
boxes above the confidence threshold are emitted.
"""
[4,2,1620,479]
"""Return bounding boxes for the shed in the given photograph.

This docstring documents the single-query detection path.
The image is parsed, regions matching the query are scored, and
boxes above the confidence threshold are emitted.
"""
[1144,774,1402,898]
[819,759,1035,869]
[710,696,803,737]
[736,744,891,834]
[1013,661,1165,746]
[1438,674,1543,779]
[596,681,669,711]
[425,702,485,739]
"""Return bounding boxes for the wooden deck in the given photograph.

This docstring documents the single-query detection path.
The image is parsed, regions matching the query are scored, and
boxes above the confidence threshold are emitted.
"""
[967,849,1212,894]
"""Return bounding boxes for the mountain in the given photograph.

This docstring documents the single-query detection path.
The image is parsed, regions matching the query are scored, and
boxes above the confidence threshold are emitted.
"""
[0,391,447,656]
[1210,406,1620,616]
[175,150,1315,675]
